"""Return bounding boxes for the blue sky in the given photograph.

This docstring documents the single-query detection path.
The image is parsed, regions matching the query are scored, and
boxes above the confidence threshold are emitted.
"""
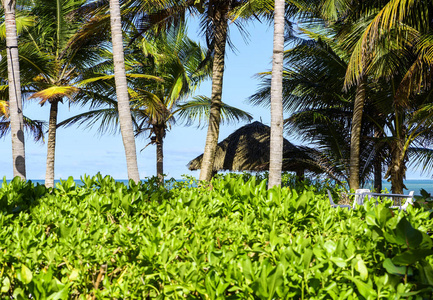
[0,17,430,180]
[0,18,277,180]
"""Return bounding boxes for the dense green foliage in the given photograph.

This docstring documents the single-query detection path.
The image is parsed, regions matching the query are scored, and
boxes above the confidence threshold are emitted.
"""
[1,174,433,299]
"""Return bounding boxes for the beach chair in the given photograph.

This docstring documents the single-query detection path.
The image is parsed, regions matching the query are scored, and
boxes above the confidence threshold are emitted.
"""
[353,189,370,208]
[359,191,415,210]
[327,190,351,209]
[390,191,414,210]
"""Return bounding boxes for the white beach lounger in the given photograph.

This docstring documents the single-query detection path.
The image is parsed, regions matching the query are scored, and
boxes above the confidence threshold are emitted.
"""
[327,190,351,209]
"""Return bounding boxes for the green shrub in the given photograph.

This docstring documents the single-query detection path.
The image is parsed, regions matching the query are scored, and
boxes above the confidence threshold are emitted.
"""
[0,174,432,299]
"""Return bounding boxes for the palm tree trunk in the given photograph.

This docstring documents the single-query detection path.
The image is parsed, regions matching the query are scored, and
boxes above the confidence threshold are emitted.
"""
[199,6,228,182]
[268,0,285,188]
[156,141,163,177]
[109,0,140,183]
[45,100,58,188]
[155,126,164,182]
[388,139,406,194]
[387,108,407,194]
[373,153,382,192]
[349,79,366,190]
[373,129,382,192]
[4,0,26,180]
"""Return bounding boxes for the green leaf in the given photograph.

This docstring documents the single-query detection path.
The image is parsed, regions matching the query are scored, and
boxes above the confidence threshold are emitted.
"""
[239,257,255,284]
[68,269,79,281]
[330,257,347,268]
[355,258,368,281]
[302,248,313,269]
[46,283,70,300]
[266,264,284,299]
[324,240,337,254]
[348,277,377,299]
[395,217,423,248]
[59,220,77,239]
[21,264,33,284]
[376,206,393,227]
[365,211,378,226]
[121,194,132,214]
[1,277,10,293]
[12,287,25,299]
[383,258,413,276]
[295,191,309,209]
[268,188,280,204]
[419,259,433,286]
[392,249,433,265]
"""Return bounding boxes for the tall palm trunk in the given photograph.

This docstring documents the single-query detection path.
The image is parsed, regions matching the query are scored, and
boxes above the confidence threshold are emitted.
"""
[349,79,366,190]
[387,108,407,194]
[154,124,164,182]
[156,140,163,180]
[45,100,58,188]
[373,153,382,192]
[373,129,382,192]
[4,0,26,179]
[199,6,229,182]
[268,0,285,188]
[109,0,140,182]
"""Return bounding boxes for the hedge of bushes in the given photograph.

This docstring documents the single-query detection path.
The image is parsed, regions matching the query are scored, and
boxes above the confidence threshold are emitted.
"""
[1,174,432,299]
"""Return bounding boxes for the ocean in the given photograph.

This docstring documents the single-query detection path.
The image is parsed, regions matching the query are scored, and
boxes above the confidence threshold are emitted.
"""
[6,178,433,196]
[367,180,433,196]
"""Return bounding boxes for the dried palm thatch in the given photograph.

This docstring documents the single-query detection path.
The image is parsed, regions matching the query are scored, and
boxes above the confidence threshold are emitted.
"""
[187,121,323,174]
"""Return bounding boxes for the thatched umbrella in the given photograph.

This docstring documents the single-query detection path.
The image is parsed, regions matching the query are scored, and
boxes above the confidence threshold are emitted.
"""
[187,121,322,176]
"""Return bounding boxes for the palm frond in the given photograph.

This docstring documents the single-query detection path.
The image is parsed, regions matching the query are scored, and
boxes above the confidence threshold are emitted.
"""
[408,147,433,177]
[0,14,36,39]
[0,115,46,142]
[175,95,253,128]
[0,100,8,118]
[29,86,79,104]
[57,108,120,135]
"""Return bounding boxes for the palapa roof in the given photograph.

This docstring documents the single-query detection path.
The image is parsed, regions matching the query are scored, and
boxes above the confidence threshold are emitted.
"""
[187,121,319,173]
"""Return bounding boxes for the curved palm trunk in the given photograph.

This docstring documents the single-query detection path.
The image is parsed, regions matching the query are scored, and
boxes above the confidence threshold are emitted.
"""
[349,79,366,190]
[199,7,229,182]
[109,0,140,182]
[45,100,58,188]
[268,0,285,188]
[4,0,26,180]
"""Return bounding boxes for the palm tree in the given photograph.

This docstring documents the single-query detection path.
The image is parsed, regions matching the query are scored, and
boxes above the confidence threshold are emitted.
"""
[313,0,433,192]
[250,33,377,187]
[251,21,433,193]
[58,26,252,179]
[317,1,371,191]
[279,0,388,190]
[109,0,140,183]
[336,1,433,193]
[130,26,212,180]
[1,0,26,179]
[11,0,111,188]
[124,0,271,181]
[183,0,241,182]
[268,0,285,188]
[75,0,292,182]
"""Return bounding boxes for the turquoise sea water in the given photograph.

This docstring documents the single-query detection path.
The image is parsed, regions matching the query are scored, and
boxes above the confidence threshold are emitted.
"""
[6,178,433,196]
[370,180,433,196]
